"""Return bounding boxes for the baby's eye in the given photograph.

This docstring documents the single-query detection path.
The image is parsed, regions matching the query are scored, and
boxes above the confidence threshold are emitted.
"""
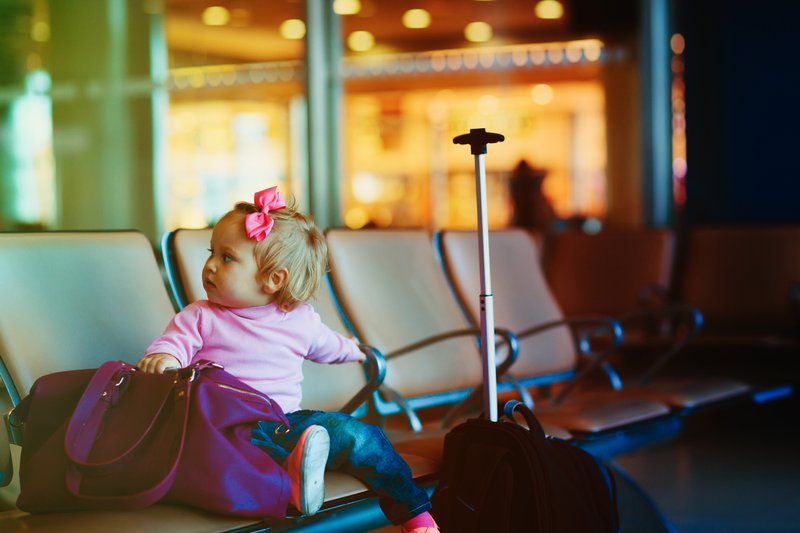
[207,247,212,256]
[222,254,233,263]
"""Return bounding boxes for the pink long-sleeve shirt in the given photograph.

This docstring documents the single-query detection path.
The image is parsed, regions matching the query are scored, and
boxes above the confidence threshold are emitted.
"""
[145,300,362,413]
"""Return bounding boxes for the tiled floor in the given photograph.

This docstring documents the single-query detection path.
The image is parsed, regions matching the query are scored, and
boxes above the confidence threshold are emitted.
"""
[614,394,800,532]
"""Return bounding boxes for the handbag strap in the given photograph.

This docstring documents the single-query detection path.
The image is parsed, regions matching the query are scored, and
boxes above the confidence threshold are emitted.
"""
[65,361,172,469]
[63,361,193,507]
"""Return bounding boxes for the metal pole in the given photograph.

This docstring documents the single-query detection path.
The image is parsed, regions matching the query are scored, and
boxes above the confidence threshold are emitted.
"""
[474,151,497,422]
[454,128,504,422]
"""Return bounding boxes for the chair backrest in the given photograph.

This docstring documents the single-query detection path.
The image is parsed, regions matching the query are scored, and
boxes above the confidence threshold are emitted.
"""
[162,228,211,308]
[545,228,676,316]
[437,229,576,378]
[0,232,176,406]
[162,228,366,413]
[677,226,800,332]
[326,229,484,401]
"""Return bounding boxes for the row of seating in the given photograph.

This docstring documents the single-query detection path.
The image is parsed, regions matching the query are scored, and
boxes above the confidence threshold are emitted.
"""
[0,226,792,531]
[545,226,800,352]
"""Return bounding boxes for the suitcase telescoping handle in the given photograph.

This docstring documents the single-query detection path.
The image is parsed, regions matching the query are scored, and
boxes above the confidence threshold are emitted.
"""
[453,128,505,422]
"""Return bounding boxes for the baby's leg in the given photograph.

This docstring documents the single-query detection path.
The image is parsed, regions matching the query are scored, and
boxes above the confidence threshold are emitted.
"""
[252,414,329,516]
[266,410,432,526]
[254,410,431,524]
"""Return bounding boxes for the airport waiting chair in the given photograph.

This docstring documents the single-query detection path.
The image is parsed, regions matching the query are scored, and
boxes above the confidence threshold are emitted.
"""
[161,228,445,466]
[676,226,800,351]
[0,232,258,531]
[0,231,431,532]
[161,228,384,415]
[325,229,674,450]
[437,229,751,412]
[543,227,695,382]
[545,227,676,318]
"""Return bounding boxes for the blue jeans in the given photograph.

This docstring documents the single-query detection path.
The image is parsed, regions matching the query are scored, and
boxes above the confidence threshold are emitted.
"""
[252,410,430,524]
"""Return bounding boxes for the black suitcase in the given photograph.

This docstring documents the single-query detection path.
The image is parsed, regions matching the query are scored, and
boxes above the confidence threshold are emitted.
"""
[431,400,620,533]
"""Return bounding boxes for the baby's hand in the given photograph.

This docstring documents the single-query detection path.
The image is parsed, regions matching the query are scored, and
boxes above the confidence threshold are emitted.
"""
[138,353,181,374]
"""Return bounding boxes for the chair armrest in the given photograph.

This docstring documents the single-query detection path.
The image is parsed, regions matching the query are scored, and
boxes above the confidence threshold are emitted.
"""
[438,327,520,427]
[515,316,624,404]
[638,282,670,308]
[517,316,622,347]
[618,302,703,336]
[339,344,387,415]
[628,304,704,385]
[385,327,482,358]
[385,326,519,377]
[382,327,520,430]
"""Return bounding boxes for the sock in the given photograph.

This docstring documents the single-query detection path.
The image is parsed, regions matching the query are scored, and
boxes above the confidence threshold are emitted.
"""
[402,511,437,531]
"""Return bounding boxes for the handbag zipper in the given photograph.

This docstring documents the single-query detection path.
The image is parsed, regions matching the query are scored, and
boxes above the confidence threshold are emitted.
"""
[215,383,271,404]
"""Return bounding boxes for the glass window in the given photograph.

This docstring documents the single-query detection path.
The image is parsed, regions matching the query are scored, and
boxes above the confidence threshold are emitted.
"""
[0,2,55,230]
[337,2,610,230]
[163,0,306,229]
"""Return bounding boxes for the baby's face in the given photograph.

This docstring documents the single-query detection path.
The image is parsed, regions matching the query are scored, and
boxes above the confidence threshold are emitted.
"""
[202,216,271,308]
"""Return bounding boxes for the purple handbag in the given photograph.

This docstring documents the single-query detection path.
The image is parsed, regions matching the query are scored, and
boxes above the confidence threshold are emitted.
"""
[14,360,292,517]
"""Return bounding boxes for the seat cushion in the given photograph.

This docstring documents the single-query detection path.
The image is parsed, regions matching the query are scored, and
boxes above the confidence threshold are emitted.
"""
[618,377,751,409]
[535,395,671,433]
[0,503,258,533]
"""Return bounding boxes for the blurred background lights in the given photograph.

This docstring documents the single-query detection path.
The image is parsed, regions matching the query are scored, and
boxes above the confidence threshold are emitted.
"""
[531,83,554,105]
[671,33,686,54]
[348,30,375,52]
[403,9,432,29]
[547,47,564,64]
[477,94,499,115]
[280,19,306,40]
[464,21,493,43]
[352,171,383,203]
[345,208,369,229]
[230,8,252,27]
[202,6,230,26]
[583,39,603,61]
[535,0,564,20]
[31,21,50,42]
[566,43,583,63]
[333,0,361,16]
[673,157,687,178]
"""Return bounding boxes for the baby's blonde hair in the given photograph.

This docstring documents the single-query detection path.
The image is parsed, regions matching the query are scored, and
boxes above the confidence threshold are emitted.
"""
[224,198,327,311]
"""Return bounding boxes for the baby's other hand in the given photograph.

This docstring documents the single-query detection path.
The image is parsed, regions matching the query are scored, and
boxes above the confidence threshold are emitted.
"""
[138,353,181,374]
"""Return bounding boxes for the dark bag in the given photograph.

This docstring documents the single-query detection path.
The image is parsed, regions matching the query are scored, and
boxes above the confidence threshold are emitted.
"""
[13,360,292,517]
[431,400,619,532]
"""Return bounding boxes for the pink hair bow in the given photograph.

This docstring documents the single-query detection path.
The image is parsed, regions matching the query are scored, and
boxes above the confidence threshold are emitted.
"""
[244,186,287,241]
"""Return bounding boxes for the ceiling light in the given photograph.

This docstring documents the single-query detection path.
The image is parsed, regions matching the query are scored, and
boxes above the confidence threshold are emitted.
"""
[531,84,554,105]
[348,30,375,52]
[403,9,431,29]
[333,0,361,15]
[535,0,564,20]
[464,21,493,43]
[202,6,230,26]
[280,19,306,40]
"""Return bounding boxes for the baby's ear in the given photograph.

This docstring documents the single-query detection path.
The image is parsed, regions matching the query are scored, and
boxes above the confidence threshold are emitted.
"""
[262,268,288,295]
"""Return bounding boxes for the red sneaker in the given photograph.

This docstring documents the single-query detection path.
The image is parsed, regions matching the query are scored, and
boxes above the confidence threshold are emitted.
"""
[284,425,330,515]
